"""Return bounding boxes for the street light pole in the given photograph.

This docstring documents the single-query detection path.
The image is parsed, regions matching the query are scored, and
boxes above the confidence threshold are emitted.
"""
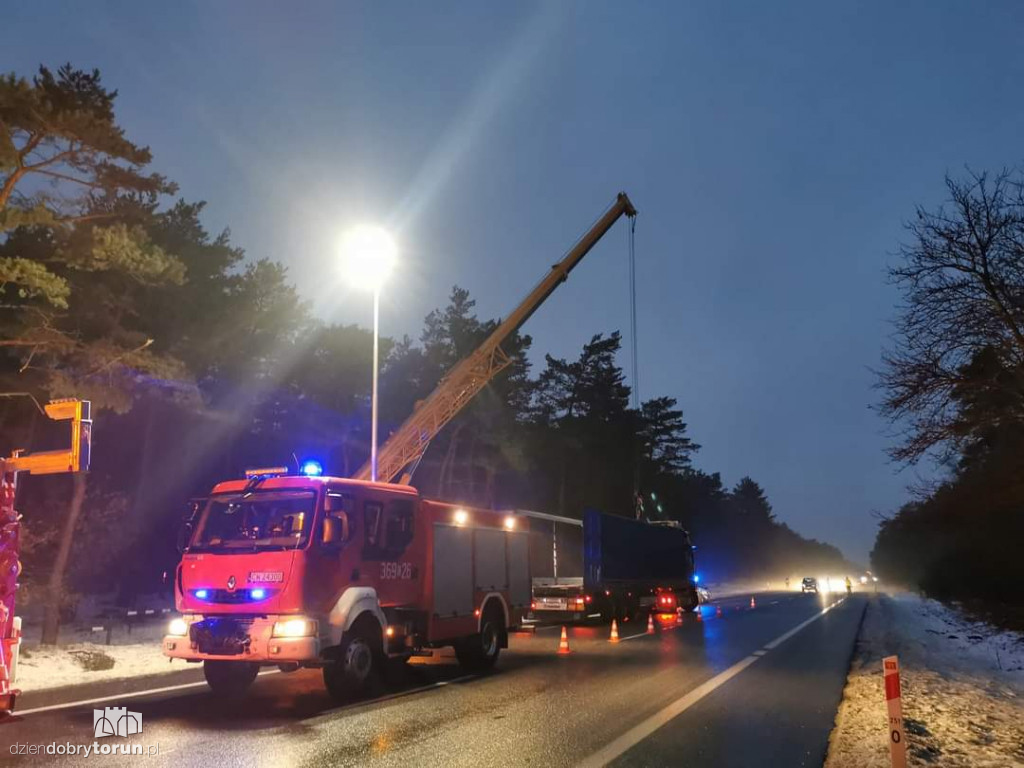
[371,287,380,482]
[339,223,396,484]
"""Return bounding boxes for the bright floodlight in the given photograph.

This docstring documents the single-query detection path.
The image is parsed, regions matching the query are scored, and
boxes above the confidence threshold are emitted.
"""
[340,225,397,292]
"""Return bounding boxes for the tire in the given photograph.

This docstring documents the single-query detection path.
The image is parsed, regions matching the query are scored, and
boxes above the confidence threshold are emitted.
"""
[455,610,503,671]
[203,660,259,696]
[323,620,381,701]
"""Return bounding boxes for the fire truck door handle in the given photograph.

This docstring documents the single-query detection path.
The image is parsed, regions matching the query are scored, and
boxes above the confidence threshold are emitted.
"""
[351,568,360,581]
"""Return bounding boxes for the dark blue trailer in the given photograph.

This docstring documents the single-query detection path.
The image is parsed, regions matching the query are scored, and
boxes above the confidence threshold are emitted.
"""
[524,508,698,624]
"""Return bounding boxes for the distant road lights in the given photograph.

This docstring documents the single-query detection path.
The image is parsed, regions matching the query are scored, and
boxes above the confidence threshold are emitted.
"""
[339,225,398,482]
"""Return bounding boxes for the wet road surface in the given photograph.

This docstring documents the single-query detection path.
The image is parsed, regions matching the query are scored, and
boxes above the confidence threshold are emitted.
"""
[2,590,866,767]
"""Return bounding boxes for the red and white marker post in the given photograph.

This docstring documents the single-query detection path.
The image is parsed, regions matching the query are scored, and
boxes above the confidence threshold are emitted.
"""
[883,655,907,768]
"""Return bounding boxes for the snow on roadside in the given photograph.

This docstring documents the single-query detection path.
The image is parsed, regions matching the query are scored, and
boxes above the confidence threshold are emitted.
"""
[15,621,185,693]
[826,592,1024,767]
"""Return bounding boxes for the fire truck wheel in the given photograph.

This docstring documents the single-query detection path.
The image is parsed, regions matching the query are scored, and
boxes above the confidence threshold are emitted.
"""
[323,620,380,700]
[455,609,503,671]
[203,660,259,696]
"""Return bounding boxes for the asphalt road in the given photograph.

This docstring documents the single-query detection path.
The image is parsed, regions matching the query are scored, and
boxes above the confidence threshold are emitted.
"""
[2,590,867,767]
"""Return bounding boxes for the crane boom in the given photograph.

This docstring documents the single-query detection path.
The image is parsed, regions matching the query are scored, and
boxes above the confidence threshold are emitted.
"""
[356,192,637,484]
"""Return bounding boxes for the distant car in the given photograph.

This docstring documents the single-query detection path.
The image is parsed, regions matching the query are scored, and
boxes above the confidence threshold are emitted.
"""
[801,577,818,593]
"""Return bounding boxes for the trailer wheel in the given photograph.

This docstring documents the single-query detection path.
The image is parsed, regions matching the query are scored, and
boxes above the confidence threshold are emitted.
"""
[323,618,381,701]
[455,607,503,671]
[203,660,259,696]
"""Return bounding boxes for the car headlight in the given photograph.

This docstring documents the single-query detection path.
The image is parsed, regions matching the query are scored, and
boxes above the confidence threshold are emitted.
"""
[272,618,317,638]
[168,617,189,637]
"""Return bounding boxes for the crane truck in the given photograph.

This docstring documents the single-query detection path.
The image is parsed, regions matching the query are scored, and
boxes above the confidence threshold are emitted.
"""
[164,194,638,699]
[0,397,92,715]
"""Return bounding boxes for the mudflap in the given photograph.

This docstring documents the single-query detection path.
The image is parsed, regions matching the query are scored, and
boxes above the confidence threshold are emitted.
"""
[0,690,17,717]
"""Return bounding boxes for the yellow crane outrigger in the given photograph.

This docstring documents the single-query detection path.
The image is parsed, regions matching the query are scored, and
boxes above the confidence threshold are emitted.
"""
[0,397,91,715]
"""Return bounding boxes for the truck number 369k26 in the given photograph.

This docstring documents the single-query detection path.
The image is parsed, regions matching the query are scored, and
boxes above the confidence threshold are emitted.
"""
[380,561,413,580]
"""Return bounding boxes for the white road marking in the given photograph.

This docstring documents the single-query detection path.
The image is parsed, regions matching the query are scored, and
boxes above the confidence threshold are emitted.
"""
[14,669,280,716]
[577,599,847,767]
[617,630,654,642]
[16,669,479,719]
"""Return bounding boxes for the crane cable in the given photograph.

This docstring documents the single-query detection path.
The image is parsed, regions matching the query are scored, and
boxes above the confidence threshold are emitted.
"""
[628,214,639,413]
[627,213,643,519]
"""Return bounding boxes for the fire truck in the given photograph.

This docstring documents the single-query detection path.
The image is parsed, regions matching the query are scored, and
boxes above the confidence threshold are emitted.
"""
[164,194,637,699]
[0,397,92,715]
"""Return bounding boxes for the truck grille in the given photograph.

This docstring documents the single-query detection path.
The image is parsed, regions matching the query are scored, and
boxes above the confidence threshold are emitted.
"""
[189,617,253,656]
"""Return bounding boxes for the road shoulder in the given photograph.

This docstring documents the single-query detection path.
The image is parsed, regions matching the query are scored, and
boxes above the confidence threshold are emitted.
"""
[825,592,1024,767]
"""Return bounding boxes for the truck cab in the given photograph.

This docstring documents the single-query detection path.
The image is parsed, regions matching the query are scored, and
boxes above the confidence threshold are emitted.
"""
[164,468,530,700]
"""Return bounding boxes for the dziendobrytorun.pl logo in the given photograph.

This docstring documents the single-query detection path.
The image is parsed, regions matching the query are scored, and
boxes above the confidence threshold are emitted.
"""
[9,705,159,757]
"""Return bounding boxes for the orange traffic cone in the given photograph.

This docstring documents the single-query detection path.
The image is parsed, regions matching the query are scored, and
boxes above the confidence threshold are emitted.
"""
[676,611,684,626]
[557,626,571,655]
[696,608,703,622]
[750,596,756,609]
[715,604,723,618]
[609,619,620,643]
[646,614,655,634]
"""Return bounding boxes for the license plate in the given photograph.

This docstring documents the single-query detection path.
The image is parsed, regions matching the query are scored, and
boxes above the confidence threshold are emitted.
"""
[539,598,567,610]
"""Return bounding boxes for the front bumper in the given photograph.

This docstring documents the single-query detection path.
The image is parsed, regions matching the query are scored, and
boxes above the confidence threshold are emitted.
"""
[163,615,320,663]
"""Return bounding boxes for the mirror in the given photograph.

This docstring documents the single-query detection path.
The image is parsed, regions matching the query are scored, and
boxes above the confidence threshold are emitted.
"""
[176,522,193,553]
[322,513,348,547]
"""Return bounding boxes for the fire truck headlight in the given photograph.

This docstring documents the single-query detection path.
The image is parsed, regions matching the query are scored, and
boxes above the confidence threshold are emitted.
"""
[272,618,317,638]
[168,617,189,637]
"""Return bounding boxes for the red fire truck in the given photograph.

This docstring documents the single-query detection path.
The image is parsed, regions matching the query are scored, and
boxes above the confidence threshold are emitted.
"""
[164,471,530,697]
[164,194,637,699]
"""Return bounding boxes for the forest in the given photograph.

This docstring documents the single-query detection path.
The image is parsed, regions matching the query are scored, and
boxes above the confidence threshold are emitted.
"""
[0,64,850,642]
[874,168,1024,620]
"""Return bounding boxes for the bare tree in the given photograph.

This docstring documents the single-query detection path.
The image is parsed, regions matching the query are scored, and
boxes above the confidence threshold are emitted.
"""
[881,168,1024,462]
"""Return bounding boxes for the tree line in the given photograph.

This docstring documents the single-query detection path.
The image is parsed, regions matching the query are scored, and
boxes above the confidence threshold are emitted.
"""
[874,168,1024,614]
[1,64,850,643]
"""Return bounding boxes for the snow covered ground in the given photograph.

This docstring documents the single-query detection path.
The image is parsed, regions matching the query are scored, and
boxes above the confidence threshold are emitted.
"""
[826,592,1024,767]
[14,620,184,692]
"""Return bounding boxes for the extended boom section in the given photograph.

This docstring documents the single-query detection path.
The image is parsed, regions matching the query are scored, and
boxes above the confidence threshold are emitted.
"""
[357,192,637,484]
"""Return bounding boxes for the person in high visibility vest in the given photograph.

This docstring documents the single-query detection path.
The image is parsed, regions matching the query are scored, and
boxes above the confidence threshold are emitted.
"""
[844,576,852,595]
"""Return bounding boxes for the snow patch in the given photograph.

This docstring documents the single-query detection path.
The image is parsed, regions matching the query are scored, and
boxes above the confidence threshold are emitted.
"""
[15,621,181,692]
[826,593,1024,767]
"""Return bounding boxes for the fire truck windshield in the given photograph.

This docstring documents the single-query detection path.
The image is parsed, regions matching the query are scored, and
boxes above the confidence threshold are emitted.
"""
[189,491,315,552]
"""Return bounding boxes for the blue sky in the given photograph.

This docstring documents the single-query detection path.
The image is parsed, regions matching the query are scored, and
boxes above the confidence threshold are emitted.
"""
[6,1,1024,562]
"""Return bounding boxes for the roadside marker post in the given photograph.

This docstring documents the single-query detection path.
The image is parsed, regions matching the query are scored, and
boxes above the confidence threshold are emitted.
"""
[883,655,907,768]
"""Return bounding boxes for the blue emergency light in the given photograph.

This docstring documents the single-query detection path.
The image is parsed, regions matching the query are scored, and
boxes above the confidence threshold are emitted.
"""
[300,460,323,477]
[195,589,209,600]
[250,588,266,600]
[693,574,700,584]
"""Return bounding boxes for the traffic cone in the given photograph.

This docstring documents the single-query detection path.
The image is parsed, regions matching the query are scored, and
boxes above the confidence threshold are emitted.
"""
[609,619,620,643]
[646,614,655,634]
[750,596,756,609]
[715,604,723,618]
[676,611,684,626]
[557,626,571,655]
[696,608,703,622]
